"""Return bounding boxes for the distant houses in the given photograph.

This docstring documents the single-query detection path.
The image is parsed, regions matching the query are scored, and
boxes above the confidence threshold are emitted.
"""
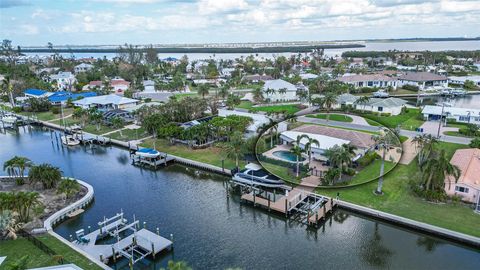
[422,105,480,124]
[74,63,93,74]
[444,148,480,204]
[218,109,271,137]
[73,94,139,111]
[49,71,76,90]
[448,76,480,87]
[354,97,407,115]
[242,74,273,83]
[262,79,305,102]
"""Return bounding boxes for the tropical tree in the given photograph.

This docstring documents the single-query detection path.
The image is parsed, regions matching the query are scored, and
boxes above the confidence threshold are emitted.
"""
[290,145,304,178]
[278,87,287,97]
[28,163,63,189]
[88,107,103,131]
[371,128,398,194]
[218,85,229,99]
[422,149,460,192]
[226,93,240,109]
[252,86,263,103]
[72,107,89,127]
[411,134,438,169]
[57,179,81,200]
[1,76,15,107]
[324,168,341,185]
[318,92,338,120]
[0,210,22,240]
[197,84,209,99]
[3,156,33,180]
[354,96,370,113]
[110,116,124,137]
[299,134,319,165]
[220,131,244,168]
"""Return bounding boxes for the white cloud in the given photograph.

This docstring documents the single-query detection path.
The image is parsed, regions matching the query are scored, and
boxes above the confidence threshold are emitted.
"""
[198,0,249,15]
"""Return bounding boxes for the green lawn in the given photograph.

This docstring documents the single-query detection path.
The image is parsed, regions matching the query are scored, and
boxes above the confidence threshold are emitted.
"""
[82,124,118,135]
[365,118,381,126]
[50,117,82,126]
[344,160,395,185]
[0,235,101,270]
[107,127,150,141]
[306,113,353,122]
[236,101,254,110]
[19,108,74,122]
[141,138,244,169]
[174,92,199,100]
[252,104,302,114]
[261,162,299,184]
[443,131,476,138]
[317,142,480,237]
[361,109,423,129]
[393,88,418,95]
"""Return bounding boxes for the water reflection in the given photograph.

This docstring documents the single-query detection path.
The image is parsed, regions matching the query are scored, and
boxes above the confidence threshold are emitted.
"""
[416,236,444,253]
[361,223,394,268]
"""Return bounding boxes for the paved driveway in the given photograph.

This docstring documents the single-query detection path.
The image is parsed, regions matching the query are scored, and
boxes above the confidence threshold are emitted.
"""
[419,121,459,136]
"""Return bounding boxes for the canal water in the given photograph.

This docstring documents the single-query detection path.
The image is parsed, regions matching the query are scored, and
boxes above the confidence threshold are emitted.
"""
[405,94,480,110]
[1,127,479,270]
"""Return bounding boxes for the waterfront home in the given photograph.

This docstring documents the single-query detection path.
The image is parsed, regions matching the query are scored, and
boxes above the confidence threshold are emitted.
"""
[24,88,52,99]
[73,94,139,111]
[354,97,407,115]
[421,105,480,124]
[444,148,480,204]
[299,73,318,80]
[83,80,102,91]
[348,58,365,68]
[279,130,350,160]
[49,71,76,91]
[262,79,302,102]
[448,76,480,87]
[23,89,97,105]
[74,63,94,74]
[111,77,130,95]
[218,109,271,137]
[398,72,448,90]
[338,74,398,89]
[242,74,273,83]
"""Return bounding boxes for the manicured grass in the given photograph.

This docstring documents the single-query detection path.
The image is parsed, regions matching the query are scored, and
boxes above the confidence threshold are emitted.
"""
[141,138,244,169]
[50,117,82,126]
[252,104,302,114]
[82,124,118,135]
[306,113,353,122]
[317,142,480,237]
[400,117,425,131]
[443,131,476,138]
[345,160,395,185]
[236,101,254,110]
[365,118,381,126]
[106,127,149,141]
[174,92,199,100]
[393,88,418,95]
[19,108,74,121]
[261,162,298,184]
[361,109,423,129]
[0,235,101,270]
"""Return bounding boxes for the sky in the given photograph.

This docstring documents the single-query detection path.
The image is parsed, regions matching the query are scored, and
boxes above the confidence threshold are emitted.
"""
[0,0,479,46]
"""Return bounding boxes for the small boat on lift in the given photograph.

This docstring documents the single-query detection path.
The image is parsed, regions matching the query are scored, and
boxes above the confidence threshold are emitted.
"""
[135,148,161,158]
[61,135,81,146]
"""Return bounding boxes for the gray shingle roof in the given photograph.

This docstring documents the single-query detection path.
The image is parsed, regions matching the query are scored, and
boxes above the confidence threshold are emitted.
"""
[363,97,407,108]
[399,72,447,82]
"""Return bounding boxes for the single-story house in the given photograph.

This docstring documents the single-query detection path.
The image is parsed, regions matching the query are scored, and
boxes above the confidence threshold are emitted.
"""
[102,109,134,123]
[262,79,301,102]
[24,88,52,99]
[180,115,215,129]
[421,105,480,124]
[334,93,359,108]
[398,72,448,90]
[338,74,397,89]
[218,109,271,137]
[83,80,103,91]
[355,97,407,115]
[448,76,480,87]
[280,130,350,159]
[73,94,139,111]
[74,63,93,74]
[143,80,155,92]
[444,148,480,204]
[24,89,97,105]
[111,78,130,95]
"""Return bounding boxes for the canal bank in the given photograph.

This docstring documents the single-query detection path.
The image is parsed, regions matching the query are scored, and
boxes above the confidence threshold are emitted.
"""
[1,127,479,269]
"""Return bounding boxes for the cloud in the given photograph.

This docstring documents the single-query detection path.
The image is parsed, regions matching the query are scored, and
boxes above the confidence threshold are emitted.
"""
[0,0,30,8]
[197,0,249,14]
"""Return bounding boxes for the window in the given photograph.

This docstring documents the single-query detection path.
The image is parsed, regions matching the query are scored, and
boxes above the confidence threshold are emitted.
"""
[455,186,469,193]
[367,81,373,87]
[378,107,383,112]
[459,116,469,122]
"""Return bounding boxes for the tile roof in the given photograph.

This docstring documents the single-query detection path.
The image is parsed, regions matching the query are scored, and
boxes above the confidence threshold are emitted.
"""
[338,74,395,82]
[447,148,480,189]
[362,97,407,108]
[399,72,447,82]
[293,124,375,149]
[263,79,297,91]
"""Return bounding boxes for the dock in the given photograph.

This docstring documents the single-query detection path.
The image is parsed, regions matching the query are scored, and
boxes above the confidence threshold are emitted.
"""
[71,212,173,266]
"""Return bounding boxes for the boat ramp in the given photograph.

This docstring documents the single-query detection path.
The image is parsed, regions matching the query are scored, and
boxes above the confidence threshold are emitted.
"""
[71,212,173,267]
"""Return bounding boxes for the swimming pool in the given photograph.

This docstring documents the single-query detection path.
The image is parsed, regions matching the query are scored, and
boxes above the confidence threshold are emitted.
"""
[272,150,306,162]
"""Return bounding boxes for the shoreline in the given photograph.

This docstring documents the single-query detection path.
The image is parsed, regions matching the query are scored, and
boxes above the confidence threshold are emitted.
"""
[4,117,480,249]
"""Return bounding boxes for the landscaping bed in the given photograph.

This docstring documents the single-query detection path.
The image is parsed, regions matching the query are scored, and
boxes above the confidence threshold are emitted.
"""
[306,113,353,122]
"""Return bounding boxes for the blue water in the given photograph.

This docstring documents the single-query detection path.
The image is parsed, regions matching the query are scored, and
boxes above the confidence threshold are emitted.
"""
[0,127,479,270]
[272,150,306,162]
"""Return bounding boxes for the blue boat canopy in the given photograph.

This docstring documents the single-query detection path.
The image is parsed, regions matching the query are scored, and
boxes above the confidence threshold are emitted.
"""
[137,148,159,154]
[25,88,48,96]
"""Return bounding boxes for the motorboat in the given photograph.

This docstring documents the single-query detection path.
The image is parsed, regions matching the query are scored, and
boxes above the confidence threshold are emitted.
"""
[135,148,161,158]
[232,163,285,187]
[1,115,17,125]
[451,89,466,96]
[61,135,81,146]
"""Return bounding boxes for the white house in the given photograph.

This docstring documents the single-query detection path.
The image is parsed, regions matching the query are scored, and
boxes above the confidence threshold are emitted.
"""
[338,74,397,89]
[111,77,130,95]
[355,97,407,115]
[448,76,480,87]
[398,72,448,90]
[218,109,271,137]
[74,63,93,74]
[73,94,139,111]
[49,72,76,91]
[262,79,300,102]
[280,130,350,159]
[334,93,359,108]
[422,105,480,125]
[143,80,155,92]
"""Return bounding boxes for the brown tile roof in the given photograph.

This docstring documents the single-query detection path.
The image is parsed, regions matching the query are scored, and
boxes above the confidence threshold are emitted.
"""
[447,148,480,188]
[399,72,447,82]
[293,124,375,149]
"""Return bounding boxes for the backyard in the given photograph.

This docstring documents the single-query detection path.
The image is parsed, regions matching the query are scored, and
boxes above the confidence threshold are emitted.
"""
[106,127,150,141]
[0,234,101,270]
[360,108,424,131]
[19,108,75,122]
[317,142,480,237]
[306,113,353,122]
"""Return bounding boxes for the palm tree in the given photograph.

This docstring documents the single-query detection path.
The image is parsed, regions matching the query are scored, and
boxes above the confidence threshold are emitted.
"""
[3,156,33,180]
[28,163,63,189]
[252,86,263,103]
[422,150,460,192]
[221,131,244,168]
[57,179,81,200]
[218,85,229,99]
[324,168,340,185]
[1,76,15,107]
[278,87,287,97]
[197,84,209,99]
[299,134,320,165]
[371,129,398,194]
[354,96,370,113]
[88,107,103,131]
[318,92,338,121]
[110,116,124,137]
[290,145,304,178]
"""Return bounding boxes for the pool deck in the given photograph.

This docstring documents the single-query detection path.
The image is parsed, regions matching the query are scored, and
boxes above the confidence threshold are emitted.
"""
[262,144,308,164]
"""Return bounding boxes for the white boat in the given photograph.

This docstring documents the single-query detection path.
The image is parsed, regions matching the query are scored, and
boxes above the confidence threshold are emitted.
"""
[1,115,17,124]
[373,90,389,98]
[61,135,81,146]
[135,148,161,158]
[232,163,285,187]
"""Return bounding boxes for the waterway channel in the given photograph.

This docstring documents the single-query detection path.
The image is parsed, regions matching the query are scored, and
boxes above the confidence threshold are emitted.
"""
[0,127,479,270]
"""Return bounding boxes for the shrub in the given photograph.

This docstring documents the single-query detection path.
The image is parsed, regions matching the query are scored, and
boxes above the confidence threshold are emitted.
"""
[469,137,480,148]
[343,167,356,176]
[402,84,419,91]
[12,107,22,113]
[380,112,391,117]
[357,151,380,167]
[51,106,60,114]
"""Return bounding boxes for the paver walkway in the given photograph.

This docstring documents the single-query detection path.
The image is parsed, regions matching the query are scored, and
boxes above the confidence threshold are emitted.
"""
[420,121,459,136]
[399,137,417,165]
